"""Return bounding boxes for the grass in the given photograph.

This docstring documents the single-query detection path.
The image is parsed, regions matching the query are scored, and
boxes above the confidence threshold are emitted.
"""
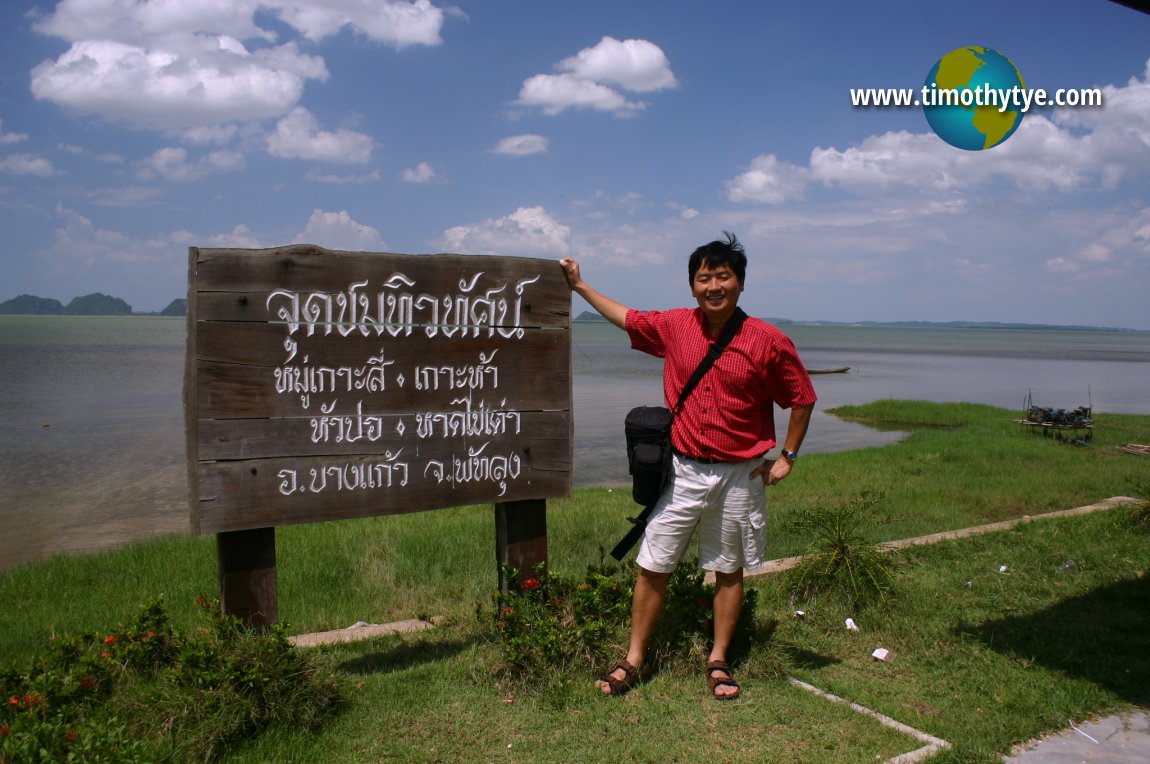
[2,400,1149,761]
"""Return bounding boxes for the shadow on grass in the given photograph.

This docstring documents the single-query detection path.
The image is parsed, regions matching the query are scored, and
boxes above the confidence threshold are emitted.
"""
[960,576,1150,706]
[336,635,475,676]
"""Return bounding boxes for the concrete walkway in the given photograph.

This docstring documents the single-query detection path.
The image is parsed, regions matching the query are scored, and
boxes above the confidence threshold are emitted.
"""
[1005,710,1150,763]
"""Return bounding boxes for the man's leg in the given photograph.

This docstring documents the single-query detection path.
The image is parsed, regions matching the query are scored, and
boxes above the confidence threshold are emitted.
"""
[707,568,743,699]
[597,566,670,694]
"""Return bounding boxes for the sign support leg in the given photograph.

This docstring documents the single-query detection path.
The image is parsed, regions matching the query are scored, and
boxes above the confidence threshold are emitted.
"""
[216,527,278,627]
[494,499,548,596]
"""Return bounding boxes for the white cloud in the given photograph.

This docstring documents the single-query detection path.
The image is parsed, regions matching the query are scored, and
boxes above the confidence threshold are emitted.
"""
[442,206,571,257]
[31,38,328,129]
[206,223,262,248]
[34,0,448,48]
[0,154,57,177]
[183,124,239,145]
[493,134,548,156]
[267,107,374,163]
[270,0,448,46]
[516,36,675,117]
[401,161,436,183]
[557,36,677,93]
[727,154,808,204]
[294,209,385,251]
[0,120,29,145]
[136,146,244,181]
[28,0,449,131]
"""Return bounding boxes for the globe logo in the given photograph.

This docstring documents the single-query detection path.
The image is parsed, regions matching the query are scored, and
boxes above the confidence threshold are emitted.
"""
[923,46,1025,151]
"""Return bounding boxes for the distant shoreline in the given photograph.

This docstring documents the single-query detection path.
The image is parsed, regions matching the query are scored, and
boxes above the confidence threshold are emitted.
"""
[572,311,1146,334]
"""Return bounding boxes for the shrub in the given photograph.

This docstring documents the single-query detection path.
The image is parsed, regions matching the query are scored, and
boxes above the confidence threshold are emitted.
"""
[782,493,901,611]
[487,559,758,686]
[0,597,342,763]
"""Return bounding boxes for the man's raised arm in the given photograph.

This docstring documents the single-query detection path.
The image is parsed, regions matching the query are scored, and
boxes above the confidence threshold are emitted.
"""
[559,257,630,330]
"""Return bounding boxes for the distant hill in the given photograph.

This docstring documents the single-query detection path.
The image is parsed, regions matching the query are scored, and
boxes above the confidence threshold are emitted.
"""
[65,293,132,315]
[160,298,187,317]
[0,292,132,315]
[0,294,65,315]
[574,311,607,321]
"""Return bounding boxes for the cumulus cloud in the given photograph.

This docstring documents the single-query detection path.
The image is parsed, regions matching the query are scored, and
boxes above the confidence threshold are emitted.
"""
[442,206,571,257]
[31,38,328,129]
[726,154,809,204]
[557,36,677,93]
[136,146,244,181]
[29,0,448,130]
[266,107,373,163]
[492,134,548,156]
[294,209,386,251]
[517,36,676,117]
[0,120,29,145]
[400,161,436,183]
[0,154,57,177]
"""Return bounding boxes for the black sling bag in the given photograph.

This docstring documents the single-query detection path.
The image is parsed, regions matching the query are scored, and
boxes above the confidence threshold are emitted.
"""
[610,307,747,561]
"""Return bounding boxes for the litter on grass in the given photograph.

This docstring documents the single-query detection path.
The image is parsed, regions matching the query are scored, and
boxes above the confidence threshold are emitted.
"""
[845,618,859,632]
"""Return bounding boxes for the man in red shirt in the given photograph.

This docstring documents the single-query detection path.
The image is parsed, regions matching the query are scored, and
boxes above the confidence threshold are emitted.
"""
[560,233,816,700]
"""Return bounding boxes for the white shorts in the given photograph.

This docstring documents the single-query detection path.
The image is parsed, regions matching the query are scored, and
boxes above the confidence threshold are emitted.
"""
[635,452,768,575]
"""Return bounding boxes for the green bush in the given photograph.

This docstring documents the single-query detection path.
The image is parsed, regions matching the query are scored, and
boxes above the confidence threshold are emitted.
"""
[487,560,758,686]
[0,597,342,763]
[782,493,901,610]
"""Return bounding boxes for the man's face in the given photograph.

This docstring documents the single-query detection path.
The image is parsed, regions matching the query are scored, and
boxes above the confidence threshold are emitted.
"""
[691,261,743,323]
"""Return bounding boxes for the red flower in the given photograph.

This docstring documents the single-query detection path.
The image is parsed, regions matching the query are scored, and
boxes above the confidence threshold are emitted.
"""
[521,578,541,591]
[103,635,116,645]
[78,677,96,691]
[0,724,10,737]
[100,652,111,659]
[7,697,17,707]
[64,730,78,743]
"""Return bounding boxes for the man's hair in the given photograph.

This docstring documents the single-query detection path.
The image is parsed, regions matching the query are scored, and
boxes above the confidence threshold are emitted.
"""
[688,231,746,284]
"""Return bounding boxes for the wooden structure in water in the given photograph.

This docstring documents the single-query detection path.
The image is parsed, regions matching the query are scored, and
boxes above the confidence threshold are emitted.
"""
[1015,390,1094,444]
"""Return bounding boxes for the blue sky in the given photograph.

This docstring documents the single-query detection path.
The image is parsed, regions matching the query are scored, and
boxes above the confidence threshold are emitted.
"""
[1,1,1148,329]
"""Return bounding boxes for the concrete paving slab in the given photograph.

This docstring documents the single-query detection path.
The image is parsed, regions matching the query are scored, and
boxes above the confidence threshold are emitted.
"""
[288,617,443,648]
[1004,710,1150,763]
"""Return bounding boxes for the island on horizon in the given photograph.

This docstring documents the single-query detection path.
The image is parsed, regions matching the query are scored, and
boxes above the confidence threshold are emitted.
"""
[0,293,186,317]
[573,311,1143,334]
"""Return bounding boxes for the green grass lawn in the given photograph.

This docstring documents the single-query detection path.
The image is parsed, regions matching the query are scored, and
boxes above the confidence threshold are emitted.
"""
[2,400,1148,762]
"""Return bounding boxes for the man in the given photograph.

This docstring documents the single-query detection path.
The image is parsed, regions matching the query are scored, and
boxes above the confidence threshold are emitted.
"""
[559,233,815,700]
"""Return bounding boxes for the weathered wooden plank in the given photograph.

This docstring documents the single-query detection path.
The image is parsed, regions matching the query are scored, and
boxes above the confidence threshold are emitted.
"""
[195,362,568,420]
[193,318,567,370]
[190,247,570,325]
[194,443,570,534]
[197,410,570,461]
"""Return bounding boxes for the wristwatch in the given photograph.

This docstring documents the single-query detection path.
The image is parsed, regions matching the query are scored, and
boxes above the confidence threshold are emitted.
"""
[780,449,798,463]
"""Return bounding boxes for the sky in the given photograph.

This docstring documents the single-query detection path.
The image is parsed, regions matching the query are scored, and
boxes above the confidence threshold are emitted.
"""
[1,1,1148,330]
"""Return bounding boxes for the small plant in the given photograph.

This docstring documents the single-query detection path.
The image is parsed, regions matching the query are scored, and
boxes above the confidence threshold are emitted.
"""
[487,560,757,685]
[0,596,343,763]
[1125,479,1150,533]
[782,493,900,610]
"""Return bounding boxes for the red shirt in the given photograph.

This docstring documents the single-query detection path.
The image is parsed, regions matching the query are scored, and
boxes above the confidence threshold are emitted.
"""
[625,307,817,462]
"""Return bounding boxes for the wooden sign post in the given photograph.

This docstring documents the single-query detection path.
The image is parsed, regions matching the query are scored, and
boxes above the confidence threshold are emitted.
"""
[184,245,572,624]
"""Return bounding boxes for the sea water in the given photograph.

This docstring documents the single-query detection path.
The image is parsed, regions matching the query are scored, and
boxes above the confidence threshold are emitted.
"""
[1,315,1147,570]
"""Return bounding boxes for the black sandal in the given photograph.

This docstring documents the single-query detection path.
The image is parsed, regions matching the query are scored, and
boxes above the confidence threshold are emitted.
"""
[706,659,741,700]
[598,659,642,696]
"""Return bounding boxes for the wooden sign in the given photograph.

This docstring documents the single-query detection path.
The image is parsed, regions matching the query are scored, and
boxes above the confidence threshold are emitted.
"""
[185,245,572,536]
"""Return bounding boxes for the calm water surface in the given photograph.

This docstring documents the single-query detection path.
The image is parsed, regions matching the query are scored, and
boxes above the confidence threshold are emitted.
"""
[2,315,1148,570]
